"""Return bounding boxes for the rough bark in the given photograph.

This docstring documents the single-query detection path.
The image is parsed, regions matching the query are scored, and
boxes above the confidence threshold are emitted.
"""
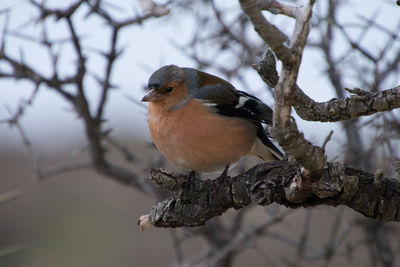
[255,50,400,123]
[139,161,400,228]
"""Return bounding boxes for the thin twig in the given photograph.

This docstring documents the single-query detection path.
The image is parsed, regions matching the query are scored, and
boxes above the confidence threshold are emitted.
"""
[322,130,334,151]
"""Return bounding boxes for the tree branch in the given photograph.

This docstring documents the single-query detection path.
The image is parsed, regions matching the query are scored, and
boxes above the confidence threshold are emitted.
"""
[254,50,400,122]
[258,0,298,18]
[239,0,292,64]
[139,161,400,229]
[0,0,172,196]
[253,0,327,175]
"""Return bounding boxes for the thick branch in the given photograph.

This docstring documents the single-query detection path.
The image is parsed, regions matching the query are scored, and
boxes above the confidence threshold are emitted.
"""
[140,161,400,228]
[240,0,326,174]
[294,85,400,122]
[261,0,326,174]
[255,50,400,122]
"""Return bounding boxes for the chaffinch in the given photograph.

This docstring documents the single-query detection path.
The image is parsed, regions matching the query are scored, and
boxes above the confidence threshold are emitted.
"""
[141,65,283,172]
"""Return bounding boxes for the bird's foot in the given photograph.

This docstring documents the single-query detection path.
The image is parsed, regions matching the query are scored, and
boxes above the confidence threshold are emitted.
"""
[217,165,230,186]
[220,165,230,179]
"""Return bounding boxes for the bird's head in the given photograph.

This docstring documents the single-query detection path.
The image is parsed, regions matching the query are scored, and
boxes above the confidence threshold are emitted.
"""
[141,65,188,109]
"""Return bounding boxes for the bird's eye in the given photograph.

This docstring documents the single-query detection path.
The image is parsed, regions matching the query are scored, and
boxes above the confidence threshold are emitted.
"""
[166,87,174,93]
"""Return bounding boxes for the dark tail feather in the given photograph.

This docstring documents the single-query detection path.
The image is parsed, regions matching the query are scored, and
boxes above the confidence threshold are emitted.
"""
[256,124,284,160]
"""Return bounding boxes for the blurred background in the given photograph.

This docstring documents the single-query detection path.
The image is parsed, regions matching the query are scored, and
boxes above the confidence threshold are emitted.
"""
[0,0,400,266]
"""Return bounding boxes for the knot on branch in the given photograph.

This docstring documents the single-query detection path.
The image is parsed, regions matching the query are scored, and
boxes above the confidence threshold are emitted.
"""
[253,49,279,88]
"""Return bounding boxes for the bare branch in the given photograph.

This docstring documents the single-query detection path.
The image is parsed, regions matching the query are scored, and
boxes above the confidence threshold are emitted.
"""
[322,130,334,151]
[244,0,326,175]
[255,50,400,122]
[36,160,92,179]
[195,210,291,266]
[139,161,400,228]
[28,0,85,21]
[0,83,40,125]
[6,107,41,175]
[258,0,298,18]
[0,0,171,196]
[239,0,292,64]
[0,53,75,100]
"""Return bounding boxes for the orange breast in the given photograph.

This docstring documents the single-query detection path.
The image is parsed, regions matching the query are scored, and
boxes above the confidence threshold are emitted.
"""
[148,100,257,171]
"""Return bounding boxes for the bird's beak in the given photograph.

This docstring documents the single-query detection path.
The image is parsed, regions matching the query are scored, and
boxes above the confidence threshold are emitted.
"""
[141,89,160,102]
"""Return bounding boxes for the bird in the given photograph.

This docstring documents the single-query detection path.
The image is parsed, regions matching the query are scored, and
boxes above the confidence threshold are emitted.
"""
[141,65,284,174]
